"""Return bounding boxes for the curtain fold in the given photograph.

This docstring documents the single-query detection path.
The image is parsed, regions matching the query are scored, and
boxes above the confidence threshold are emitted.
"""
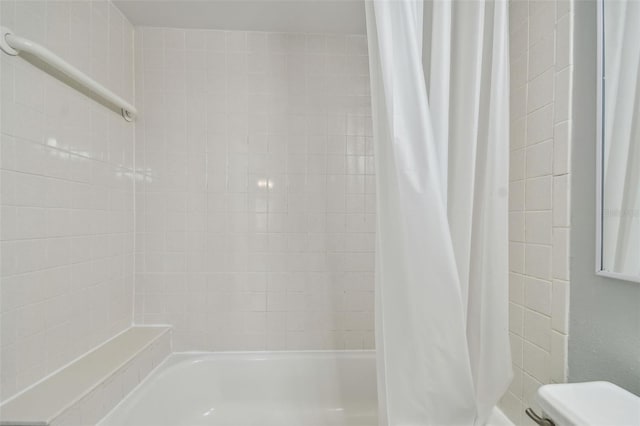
[366,1,511,424]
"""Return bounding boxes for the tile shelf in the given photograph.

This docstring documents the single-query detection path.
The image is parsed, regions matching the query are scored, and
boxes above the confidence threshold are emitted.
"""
[0,326,171,426]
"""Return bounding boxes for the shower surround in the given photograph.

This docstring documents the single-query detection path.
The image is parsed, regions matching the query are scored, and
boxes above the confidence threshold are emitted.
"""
[1,2,570,423]
[133,28,375,351]
[0,0,135,401]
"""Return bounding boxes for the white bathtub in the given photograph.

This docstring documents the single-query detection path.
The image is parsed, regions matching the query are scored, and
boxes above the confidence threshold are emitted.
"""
[99,351,513,426]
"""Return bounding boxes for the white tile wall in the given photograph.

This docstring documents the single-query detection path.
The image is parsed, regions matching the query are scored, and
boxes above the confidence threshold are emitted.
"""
[0,0,135,402]
[133,28,375,352]
[501,1,573,424]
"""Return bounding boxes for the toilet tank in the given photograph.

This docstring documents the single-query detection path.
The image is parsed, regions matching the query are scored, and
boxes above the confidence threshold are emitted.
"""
[536,381,640,426]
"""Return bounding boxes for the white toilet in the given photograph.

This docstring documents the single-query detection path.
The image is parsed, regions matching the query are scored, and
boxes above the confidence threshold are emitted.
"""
[526,381,640,426]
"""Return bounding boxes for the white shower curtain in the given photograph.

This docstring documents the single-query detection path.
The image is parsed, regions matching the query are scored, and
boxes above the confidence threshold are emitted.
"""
[365,1,511,425]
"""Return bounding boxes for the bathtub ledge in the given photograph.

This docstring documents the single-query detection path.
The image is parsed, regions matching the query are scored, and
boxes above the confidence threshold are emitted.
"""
[0,326,171,426]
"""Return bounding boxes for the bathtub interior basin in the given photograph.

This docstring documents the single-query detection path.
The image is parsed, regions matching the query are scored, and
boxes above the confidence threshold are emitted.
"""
[99,351,378,426]
[99,350,514,426]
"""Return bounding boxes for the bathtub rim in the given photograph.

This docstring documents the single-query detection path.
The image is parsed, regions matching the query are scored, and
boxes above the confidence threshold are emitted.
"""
[158,349,376,371]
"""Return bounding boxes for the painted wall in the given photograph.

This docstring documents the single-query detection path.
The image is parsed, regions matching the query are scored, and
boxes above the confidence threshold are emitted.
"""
[569,0,640,395]
[133,28,375,351]
[0,0,135,401]
[501,1,574,423]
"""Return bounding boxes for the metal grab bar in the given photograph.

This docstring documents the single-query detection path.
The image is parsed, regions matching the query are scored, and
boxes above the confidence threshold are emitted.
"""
[0,26,137,121]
